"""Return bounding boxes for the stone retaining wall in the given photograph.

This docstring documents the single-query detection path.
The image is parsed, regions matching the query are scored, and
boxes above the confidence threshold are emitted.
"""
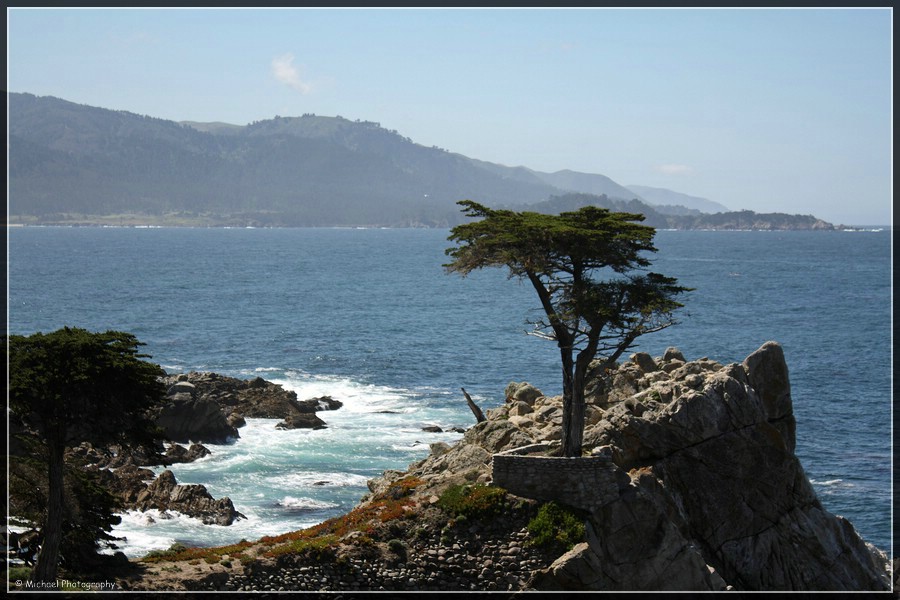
[491,449,623,512]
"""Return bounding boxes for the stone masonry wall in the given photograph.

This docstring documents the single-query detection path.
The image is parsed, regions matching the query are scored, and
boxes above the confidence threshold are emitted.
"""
[491,449,622,512]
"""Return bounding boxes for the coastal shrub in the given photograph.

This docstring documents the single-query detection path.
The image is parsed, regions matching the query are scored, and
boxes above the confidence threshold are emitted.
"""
[141,539,252,564]
[387,538,407,559]
[142,542,189,561]
[437,484,507,519]
[264,534,339,561]
[526,501,585,551]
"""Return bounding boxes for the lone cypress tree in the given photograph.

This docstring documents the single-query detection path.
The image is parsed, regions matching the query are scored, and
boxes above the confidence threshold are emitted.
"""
[445,200,690,457]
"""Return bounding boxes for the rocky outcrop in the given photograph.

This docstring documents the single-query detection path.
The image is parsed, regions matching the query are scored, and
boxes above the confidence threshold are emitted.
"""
[160,372,343,432]
[154,393,239,445]
[67,441,212,469]
[388,342,889,592]
[164,443,212,464]
[97,466,244,526]
[275,413,327,430]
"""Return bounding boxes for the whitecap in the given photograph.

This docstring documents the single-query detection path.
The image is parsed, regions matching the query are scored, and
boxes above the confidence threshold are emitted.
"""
[811,478,846,486]
[277,496,339,511]
[268,372,418,414]
[268,471,371,489]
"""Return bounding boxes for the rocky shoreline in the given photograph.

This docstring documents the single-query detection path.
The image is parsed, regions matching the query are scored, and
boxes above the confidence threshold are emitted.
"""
[104,342,890,592]
[59,371,348,529]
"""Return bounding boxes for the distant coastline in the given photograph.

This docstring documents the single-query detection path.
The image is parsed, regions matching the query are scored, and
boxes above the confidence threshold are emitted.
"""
[7,212,879,232]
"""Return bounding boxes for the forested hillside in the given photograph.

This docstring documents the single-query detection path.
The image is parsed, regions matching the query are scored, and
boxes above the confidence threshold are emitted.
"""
[8,93,834,229]
[9,93,561,226]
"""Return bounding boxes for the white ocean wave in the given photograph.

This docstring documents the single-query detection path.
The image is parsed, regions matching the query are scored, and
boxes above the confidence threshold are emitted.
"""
[268,471,371,489]
[277,496,339,511]
[810,478,854,488]
[267,372,418,414]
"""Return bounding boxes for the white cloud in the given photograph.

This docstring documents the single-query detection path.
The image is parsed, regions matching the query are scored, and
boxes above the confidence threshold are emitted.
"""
[271,53,312,94]
[655,164,694,175]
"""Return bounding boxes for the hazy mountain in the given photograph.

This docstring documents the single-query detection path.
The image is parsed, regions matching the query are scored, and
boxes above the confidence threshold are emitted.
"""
[472,163,727,218]
[7,92,832,229]
[8,93,561,226]
[531,169,640,202]
[466,161,639,203]
[626,185,729,214]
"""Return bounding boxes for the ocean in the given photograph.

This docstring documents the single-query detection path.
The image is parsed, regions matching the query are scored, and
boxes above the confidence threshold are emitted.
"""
[6,226,892,557]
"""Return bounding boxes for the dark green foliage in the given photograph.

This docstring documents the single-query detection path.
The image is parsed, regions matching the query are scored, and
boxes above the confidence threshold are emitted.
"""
[6,327,167,581]
[387,538,407,560]
[7,327,167,453]
[437,484,508,519]
[526,501,585,552]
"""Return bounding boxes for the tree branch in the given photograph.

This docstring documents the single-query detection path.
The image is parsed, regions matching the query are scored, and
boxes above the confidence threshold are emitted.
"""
[461,388,486,423]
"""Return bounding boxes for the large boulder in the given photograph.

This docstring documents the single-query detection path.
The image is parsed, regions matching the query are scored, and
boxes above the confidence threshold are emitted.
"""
[504,382,544,405]
[154,394,238,444]
[94,466,244,526]
[164,443,212,464]
[275,413,327,430]
[162,372,309,419]
[462,419,537,455]
[558,342,890,591]
[160,372,343,430]
[292,396,344,413]
[139,470,245,526]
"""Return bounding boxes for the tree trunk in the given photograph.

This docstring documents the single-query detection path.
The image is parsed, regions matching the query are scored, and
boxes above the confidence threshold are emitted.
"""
[33,441,64,582]
[561,349,597,457]
[559,349,579,457]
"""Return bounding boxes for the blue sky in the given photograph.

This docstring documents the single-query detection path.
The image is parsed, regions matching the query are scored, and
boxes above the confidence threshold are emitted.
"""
[6,7,893,226]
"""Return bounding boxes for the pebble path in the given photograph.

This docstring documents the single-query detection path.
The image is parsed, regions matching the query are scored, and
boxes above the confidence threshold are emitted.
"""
[180,528,554,592]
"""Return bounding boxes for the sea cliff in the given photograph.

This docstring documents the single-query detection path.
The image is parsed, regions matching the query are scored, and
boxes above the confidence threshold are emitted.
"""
[117,342,890,592]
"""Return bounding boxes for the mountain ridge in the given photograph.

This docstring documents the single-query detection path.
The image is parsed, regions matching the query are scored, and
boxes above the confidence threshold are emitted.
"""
[8,92,834,229]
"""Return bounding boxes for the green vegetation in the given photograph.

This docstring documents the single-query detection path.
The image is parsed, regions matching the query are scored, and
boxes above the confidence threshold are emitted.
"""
[6,328,167,582]
[387,538,407,560]
[143,540,253,565]
[437,484,508,519]
[446,200,690,456]
[526,502,585,552]
[263,534,339,561]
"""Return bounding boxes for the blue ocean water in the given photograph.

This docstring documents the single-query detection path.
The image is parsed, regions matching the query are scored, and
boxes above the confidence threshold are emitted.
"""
[6,226,892,556]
